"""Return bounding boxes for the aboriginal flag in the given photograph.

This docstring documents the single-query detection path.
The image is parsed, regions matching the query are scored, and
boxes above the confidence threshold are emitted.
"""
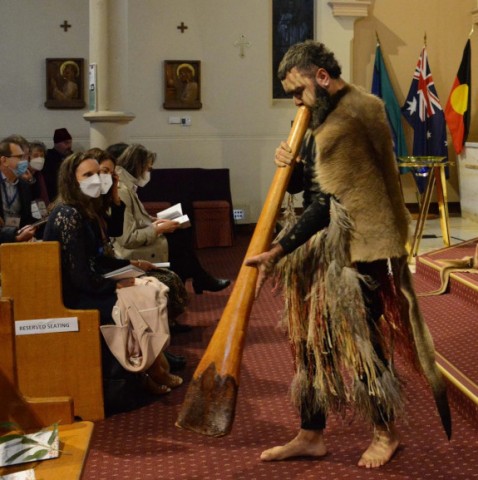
[445,39,471,155]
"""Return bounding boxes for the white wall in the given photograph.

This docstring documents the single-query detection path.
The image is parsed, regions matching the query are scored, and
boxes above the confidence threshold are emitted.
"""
[0,0,355,222]
[0,0,90,149]
[126,0,289,221]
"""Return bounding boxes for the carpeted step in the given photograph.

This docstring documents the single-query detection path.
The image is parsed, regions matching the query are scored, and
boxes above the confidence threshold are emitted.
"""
[415,238,478,300]
[412,244,478,426]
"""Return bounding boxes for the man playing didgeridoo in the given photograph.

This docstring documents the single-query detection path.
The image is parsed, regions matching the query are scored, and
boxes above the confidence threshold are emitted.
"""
[246,40,451,469]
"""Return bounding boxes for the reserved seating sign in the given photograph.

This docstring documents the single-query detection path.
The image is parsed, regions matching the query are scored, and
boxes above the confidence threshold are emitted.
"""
[14,317,79,336]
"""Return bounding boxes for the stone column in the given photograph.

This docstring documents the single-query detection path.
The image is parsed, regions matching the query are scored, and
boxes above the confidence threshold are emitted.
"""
[323,0,373,82]
[83,0,135,149]
[473,0,478,24]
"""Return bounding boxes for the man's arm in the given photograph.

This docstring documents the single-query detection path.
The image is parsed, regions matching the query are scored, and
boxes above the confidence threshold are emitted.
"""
[246,191,331,297]
[278,192,331,254]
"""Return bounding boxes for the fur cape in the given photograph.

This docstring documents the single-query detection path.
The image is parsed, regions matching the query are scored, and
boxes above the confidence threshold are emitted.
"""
[315,84,410,263]
[278,84,451,438]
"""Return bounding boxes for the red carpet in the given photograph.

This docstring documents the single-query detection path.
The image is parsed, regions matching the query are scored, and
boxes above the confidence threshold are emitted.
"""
[84,232,478,479]
[414,238,478,427]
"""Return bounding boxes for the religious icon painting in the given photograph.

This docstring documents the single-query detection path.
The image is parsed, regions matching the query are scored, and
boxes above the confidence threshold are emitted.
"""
[163,60,202,110]
[272,0,315,99]
[45,58,86,109]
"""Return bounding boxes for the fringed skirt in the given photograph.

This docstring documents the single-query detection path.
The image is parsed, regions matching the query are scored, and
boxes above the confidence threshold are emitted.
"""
[277,199,417,425]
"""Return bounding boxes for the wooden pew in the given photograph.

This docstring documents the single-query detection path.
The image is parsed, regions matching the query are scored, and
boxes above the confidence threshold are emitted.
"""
[138,168,235,248]
[0,297,74,429]
[0,297,94,480]
[0,242,104,421]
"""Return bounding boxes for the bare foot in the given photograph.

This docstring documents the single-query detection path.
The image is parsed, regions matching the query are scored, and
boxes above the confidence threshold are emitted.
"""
[260,429,327,461]
[358,424,400,468]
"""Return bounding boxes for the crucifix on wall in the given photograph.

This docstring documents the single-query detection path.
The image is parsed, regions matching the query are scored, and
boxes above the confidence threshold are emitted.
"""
[233,35,251,58]
[177,22,188,33]
[60,20,72,32]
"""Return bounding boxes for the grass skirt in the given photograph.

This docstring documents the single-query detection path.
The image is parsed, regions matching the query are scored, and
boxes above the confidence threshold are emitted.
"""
[276,198,412,425]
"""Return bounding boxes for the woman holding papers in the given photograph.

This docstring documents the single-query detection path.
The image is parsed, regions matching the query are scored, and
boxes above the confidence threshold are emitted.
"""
[43,152,183,415]
[113,144,230,294]
[88,147,189,324]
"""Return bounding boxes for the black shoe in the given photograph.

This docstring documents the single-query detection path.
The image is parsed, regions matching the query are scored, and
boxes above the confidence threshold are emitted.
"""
[164,351,187,372]
[192,276,230,294]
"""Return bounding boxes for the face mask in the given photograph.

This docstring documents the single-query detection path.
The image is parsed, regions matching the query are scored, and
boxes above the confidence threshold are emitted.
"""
[99,173,113,194]
[13,160,29,177]
[136,170,151,187]
[79,174,102,198]
[30,157,45,171]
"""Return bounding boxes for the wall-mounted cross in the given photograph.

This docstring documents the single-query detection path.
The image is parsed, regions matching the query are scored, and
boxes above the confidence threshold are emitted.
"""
[60,20,72,32]
[177,22,188,33]
[234,35,251,58]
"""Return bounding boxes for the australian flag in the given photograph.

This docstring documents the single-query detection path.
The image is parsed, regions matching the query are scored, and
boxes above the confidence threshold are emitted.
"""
[402,47,448,192]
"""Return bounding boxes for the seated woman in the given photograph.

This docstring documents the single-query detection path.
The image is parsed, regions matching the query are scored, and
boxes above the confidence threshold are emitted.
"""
[28,140,50,208]
[112,144,230,294]
[43,151,182,415]
[88,147,188,368]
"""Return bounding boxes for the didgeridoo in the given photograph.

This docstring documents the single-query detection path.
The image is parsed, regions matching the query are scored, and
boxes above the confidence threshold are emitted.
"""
[176,106,310,437]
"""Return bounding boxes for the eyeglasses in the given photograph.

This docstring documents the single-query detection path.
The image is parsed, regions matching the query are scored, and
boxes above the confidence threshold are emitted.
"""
[7,154,24,160]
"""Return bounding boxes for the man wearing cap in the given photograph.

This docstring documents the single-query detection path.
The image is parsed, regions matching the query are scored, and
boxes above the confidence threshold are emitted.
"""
[43,128,73,201]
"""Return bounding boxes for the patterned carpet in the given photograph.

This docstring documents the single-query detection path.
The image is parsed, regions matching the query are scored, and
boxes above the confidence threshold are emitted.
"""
[414,238,478,426]
[83,232,478,480]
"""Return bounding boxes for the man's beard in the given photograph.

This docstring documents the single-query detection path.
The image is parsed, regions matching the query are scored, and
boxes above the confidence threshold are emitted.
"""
[59,147,73,158]
[310,84,333,130]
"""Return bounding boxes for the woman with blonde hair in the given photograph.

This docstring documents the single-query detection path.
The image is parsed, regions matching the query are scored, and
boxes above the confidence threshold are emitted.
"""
[113,144,230,294]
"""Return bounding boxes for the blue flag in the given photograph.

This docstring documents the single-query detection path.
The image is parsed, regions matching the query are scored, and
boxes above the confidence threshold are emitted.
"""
[402,47,448,192]
[371,43,408,166]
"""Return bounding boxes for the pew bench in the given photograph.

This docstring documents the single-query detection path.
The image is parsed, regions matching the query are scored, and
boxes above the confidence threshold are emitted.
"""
[142,199,234,249]
[0,297,94,480]
[192,200,233,248]
[139,168,234,248]
[0,242,104,423]
[0,298,74,429]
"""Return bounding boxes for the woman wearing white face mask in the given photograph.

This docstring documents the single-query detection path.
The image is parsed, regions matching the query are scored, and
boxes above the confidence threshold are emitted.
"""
[43,152,135,314]
[28,141,50,207]
[43,152,136,313]
[44,152,182,415]
[29,144,46,172]
[114,144,230,294]
[88,148,189,371]
[81,148,135,253]
[88,148,188,319]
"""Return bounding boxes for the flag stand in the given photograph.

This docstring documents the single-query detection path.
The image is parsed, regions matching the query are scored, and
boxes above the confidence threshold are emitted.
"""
[398,156,453,262]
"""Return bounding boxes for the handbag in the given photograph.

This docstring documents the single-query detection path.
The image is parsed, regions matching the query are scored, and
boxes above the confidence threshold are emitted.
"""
[100,276,170,372]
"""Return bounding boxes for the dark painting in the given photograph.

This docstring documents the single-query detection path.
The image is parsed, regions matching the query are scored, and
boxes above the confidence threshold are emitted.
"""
[272,0,315,99]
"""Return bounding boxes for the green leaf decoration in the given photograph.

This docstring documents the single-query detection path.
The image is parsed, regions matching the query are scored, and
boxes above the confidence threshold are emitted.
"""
[0,433,24,444]
[47,424,58,446]
[20,437,42,446]
[23,449,50,461]
[1,422,60,466]
[6,447,33,464]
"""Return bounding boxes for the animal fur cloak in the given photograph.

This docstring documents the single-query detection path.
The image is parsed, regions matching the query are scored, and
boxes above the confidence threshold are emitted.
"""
[279,84,451,438]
